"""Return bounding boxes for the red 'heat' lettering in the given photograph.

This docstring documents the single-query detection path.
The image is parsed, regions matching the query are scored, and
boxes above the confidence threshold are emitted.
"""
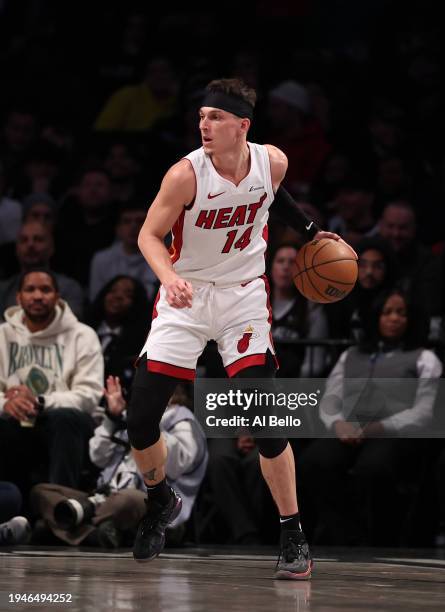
[194,193,267,230]
[246,193,267,223]
[213,207,233,229]
[227,206,247,227]
[195,209,216,229]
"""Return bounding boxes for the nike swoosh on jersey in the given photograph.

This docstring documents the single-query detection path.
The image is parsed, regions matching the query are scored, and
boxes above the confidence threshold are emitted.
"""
[305,221,314,231]
[207,191,226,199]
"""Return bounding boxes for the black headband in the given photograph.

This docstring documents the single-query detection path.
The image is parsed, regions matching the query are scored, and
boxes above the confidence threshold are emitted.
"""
[201,91,254,120]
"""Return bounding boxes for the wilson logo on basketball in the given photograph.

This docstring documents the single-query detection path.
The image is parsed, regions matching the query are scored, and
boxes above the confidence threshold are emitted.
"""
[324,285,346,298]
[237,325,255,353]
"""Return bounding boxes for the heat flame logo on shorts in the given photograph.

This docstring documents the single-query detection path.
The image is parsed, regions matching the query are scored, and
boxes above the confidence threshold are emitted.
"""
[237,325,254,354]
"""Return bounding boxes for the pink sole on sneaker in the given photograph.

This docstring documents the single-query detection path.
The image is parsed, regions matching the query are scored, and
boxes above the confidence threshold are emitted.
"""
[274,561,313,580]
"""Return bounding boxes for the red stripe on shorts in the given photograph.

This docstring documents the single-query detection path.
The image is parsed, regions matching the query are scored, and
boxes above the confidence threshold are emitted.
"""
[169,209,185,264]
[147,359,195,380]
[225,353,267,377]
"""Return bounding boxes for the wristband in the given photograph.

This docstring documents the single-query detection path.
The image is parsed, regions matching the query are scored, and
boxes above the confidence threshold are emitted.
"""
[273,185,320,239]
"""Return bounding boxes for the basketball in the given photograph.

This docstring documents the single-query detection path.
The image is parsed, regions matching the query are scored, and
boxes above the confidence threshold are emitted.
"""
[294,238,358,303]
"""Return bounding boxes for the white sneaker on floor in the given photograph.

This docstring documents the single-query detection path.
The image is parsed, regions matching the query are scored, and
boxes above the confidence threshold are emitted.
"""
[0,516,31,545]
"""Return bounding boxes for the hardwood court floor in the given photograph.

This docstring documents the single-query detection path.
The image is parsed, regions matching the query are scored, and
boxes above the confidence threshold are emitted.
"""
[1,546,445,611]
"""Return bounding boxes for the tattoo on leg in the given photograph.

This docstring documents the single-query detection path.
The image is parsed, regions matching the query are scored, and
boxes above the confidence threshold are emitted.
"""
[144,468,157,482]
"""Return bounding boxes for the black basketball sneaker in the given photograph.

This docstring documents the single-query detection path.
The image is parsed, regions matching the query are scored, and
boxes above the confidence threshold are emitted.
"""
[133,487,182,562]
[274,530,313,580]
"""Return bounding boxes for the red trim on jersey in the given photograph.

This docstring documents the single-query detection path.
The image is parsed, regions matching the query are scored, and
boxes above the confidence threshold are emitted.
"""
[147,359,196,380]
[262,223,269,265]
[185,196,195,211]
[169,209,185,264]
[152,289,161,320]
[226,353,266,377]
[262,223,269,245]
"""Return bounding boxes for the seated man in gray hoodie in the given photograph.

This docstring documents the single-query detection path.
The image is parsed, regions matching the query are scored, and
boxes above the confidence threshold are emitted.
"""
[0,269,103,492]
[30,377,208,547]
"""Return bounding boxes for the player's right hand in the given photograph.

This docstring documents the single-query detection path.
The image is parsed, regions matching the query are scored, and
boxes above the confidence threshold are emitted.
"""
[164,276,193,308]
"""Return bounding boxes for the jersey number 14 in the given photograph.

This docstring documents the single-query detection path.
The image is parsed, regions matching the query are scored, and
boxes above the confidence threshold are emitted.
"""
[221,227,253,253]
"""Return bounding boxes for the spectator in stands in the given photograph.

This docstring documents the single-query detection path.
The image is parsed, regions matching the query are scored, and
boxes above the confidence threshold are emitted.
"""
[378,200,441,315]
[206,435,268,545]
[328,177,378,248]
[22,193,58,228]
[54,168,116,285]
[264,80,331,197]
[0,222,84,320]
[0,270,103,492]
[359,103,407,173]
[299,288,442,546]
[88,275,151,391]
[327,236,397,341]
[97,10,149,94]
[94,56,178,131]
[0,107,38,177]
[12,141,65,200]
[269,243,328,377]
[30,378,207,547]
[310,151,353,212]
[0,482,30,545]
[148,88,203,184]
[103,141,145,204]
[0,160,22,247]
[89,201,157,302]
[374,156,412,212]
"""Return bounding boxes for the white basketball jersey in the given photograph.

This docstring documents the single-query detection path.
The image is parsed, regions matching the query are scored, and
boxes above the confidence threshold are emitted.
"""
[170,142,274,285]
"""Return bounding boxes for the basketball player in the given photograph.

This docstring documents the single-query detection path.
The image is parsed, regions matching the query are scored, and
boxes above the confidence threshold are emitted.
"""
[127,78,349,579]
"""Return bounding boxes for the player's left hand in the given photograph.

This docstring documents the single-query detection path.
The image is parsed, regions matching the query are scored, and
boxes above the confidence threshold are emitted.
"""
[314,230,340,241]
[313,231,358,259]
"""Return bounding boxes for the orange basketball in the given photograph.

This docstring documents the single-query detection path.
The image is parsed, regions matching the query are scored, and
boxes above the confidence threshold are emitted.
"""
[294,238,358,303]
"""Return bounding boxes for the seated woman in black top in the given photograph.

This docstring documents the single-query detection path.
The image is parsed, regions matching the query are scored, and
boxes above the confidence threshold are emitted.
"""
[88,275,152,391]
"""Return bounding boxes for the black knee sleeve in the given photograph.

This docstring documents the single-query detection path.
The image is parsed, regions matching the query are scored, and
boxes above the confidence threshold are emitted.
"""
[126,358,178,450]
[234,350,284,457]
[233,350,277,378]
[255,437,288,459]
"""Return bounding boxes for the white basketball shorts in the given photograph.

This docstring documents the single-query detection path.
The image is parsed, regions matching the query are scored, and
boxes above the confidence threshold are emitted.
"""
[139,275,278,380]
